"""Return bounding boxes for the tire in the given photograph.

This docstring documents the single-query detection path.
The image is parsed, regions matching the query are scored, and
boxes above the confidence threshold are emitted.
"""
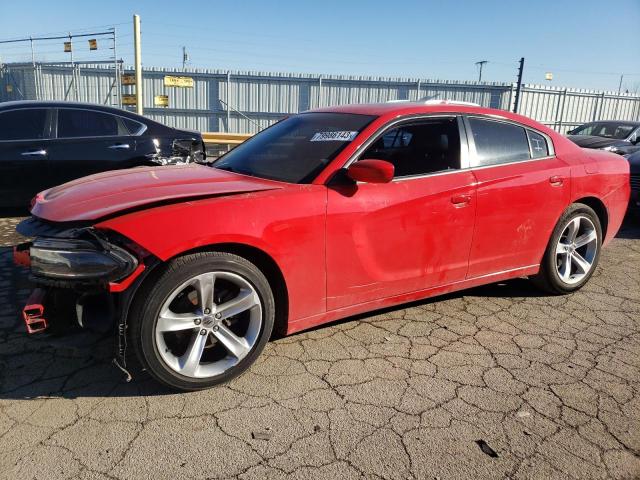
[128,251,274,391]
[532,203,602,294]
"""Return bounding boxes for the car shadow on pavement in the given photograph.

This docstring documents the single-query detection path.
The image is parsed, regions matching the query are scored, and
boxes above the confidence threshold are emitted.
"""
[615,212,640,239]
[1,214,637,401]
[0,242,549,401]
[293,277,550,342]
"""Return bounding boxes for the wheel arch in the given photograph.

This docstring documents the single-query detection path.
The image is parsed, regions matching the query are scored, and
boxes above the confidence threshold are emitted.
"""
[573,196,609,239]
[168,242,290,337]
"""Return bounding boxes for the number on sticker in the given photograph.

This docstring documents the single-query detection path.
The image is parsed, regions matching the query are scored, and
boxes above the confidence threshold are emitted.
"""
[310,131,358,142]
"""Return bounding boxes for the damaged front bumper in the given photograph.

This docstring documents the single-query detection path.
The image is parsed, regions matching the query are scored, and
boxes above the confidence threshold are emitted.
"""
[14,219,151,336]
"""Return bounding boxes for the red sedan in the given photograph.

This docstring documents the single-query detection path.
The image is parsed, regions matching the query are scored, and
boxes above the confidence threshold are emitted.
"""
[16,101,630,391]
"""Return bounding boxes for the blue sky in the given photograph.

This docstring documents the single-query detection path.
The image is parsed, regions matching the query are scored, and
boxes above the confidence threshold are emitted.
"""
[1,0,639,92]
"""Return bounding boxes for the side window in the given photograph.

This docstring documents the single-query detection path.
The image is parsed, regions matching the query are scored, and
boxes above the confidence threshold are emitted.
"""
[468,118,530,167]
[57,109,120,138]
[0,109,47,141]
[360,118,461,177]
[527,130,549,159]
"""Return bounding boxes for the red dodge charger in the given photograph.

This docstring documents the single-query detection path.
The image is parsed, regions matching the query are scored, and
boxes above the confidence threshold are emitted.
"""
[15,101,630,390]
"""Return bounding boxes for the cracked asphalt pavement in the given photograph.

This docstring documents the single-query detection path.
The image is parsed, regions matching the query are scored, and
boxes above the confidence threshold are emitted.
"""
[1,213,639,479]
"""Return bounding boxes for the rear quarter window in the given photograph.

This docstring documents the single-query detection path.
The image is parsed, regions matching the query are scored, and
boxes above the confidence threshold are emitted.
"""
[527,130,549,159]
[122,117,146,135]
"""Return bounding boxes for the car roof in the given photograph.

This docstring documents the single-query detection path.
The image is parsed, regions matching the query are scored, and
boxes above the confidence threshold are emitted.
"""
[1,100,116,110]
[0,100,181,132]
[0,100,148,120]
[309,101,552,131]
[580,120,640,127]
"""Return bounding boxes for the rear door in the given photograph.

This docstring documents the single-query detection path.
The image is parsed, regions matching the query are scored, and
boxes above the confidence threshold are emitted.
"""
[47,108,139,186]
[326,116,477,310]
[0,108,51,206]
[464,116,571,278]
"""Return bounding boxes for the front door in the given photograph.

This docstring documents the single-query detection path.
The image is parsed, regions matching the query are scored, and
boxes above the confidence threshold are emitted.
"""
[326,116,477,310]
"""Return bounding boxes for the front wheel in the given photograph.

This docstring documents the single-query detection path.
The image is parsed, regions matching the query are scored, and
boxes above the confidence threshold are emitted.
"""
[532,203,602,294]
[129,252,274,391]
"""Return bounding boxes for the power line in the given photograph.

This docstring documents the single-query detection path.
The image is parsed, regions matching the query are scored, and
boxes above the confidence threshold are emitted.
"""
[0,22,130,43]
[0,30,115,45]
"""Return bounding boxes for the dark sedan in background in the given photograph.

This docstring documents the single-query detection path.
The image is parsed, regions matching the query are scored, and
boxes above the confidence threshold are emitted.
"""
[566,120,640,156]
[0,101,205,207]
[625,150,640,212]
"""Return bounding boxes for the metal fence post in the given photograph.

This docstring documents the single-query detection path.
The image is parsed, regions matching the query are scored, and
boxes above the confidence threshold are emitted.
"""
[226,71,231,134]
[557,89,568,132]
[593,92,605,121]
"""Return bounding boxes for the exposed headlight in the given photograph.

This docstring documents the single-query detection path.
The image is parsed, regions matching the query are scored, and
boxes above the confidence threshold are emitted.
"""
[30,238,138,282]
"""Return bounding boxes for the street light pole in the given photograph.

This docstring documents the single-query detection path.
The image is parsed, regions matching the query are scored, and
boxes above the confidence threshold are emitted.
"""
[513,57,525,113]
[475,60,488,82]
[618,74,624,95]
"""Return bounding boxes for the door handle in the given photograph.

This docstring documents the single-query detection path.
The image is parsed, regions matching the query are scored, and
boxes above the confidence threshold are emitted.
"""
[21,149,47,157]
[549,175,564,186]
[108,143,131,150]
[451,194,472,207]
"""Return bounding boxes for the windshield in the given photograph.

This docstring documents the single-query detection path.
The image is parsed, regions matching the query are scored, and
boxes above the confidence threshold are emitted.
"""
[572,122,636,140]
[213,112,376,183]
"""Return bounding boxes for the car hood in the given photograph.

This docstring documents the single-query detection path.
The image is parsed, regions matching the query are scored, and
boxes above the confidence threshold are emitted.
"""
[566,135,629,149]
[30,164,284,222]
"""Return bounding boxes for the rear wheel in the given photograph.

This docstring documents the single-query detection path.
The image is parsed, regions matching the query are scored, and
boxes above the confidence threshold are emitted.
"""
[532,203,602,294]
[129,252,274,391]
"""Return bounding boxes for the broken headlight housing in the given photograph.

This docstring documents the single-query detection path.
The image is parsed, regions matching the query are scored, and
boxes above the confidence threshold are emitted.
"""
[30,237,138,282]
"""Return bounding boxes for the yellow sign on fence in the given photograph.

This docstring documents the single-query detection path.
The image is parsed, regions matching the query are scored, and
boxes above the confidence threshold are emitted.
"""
[121,74,136,85]
[154,95,169,107]
[164,76,194,88]
[88,39,97,50]
[122,94,137,106]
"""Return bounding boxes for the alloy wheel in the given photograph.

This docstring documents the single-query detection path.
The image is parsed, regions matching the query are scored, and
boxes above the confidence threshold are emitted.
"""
[154,271,262,378]
[555,215,598,285]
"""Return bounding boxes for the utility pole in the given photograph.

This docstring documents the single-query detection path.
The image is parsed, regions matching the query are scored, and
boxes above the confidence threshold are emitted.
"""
[475,60,488,82]
[182,46,189,70]
[513,57,525,113]
[618,74,624,95]
[133,14,143,115]
[29,36,35,66]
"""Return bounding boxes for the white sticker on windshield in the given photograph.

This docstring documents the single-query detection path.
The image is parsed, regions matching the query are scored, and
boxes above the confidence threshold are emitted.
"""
[310,131,358,142]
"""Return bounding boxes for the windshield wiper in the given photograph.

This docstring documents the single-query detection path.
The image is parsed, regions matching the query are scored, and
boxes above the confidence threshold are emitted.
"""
[214,164,236,172]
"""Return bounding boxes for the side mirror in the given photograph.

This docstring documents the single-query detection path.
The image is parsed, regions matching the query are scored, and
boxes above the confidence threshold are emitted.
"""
[346,159,394,184]
[566,129,576,135]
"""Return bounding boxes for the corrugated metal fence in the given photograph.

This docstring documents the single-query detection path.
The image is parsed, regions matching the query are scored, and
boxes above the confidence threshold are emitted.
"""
[1,63,639,134]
